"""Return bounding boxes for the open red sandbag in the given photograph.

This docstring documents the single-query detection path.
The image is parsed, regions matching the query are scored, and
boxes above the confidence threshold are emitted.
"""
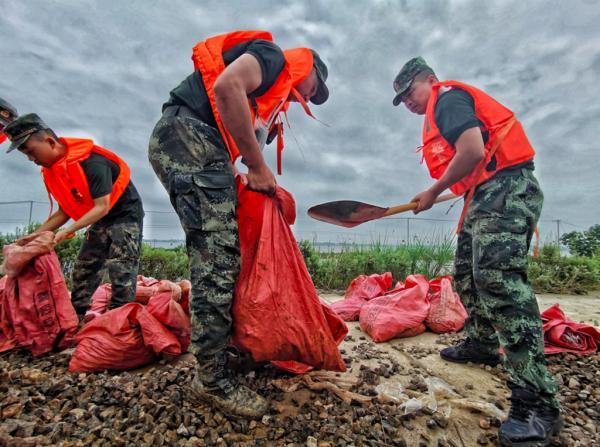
[541,304,600,355]
[425,276,468,333]
[233,180,346,372]
[331,272,393,321]
[85,275,183,321]
[359,274,430,342]
[1,232,56,278]
[69,303,182,372]
[0,232,78,356]
[146,291,191,353]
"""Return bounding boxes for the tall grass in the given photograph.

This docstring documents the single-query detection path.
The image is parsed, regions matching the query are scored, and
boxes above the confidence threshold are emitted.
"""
[299,236,455,290]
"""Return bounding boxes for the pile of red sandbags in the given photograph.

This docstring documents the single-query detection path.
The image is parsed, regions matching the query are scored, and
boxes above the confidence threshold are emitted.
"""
[541,304,600,355]
[0,232,78,356]
[332,272,468,343]
[331,273,393,321]
[359,275,430,342]
[69,277,191,372]
[84,275,191,322]
[233,180,347,373]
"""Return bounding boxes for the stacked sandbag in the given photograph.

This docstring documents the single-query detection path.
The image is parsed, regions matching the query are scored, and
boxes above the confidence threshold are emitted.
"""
[425,276,468,333]
[359,274,430,342]
[0,232,78,356]
[330,272,393,321]
[70,277,191,372]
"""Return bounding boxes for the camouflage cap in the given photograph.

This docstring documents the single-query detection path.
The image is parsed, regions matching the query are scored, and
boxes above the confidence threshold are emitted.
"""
[4,113,50,153]
[310,49,329,105]
[0,97,18,127]
[392,56,433,106]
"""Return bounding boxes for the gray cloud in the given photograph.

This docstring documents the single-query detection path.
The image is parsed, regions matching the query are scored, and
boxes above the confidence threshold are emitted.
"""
[1,0,599,243]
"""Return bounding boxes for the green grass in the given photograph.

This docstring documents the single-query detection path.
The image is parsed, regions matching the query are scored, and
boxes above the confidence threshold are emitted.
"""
[299,237,455,290]
[2,225,599,295]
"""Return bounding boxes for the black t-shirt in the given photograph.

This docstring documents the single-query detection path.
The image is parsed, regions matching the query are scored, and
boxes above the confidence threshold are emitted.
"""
[434,88,533,171]
[163,39,286,127]
[80,153,144,226]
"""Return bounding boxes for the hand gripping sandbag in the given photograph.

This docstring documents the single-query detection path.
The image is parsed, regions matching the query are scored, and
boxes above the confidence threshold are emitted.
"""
[232,180,346,372]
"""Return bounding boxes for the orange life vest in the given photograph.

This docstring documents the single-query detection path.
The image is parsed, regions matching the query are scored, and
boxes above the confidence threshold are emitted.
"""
[421,80,535,196]
[0,133,6,144]
[41,138,131,221]
[191,30,316,172]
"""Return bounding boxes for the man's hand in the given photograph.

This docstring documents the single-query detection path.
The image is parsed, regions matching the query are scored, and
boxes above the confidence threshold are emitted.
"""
[246,164,277,196]
[53,230,71,246]
[410,188,440,214]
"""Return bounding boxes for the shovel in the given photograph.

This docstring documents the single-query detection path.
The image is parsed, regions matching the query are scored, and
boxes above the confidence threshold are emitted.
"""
[307,193,457,228]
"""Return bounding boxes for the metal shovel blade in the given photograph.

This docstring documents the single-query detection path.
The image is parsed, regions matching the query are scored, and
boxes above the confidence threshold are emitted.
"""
[307,200,389,228]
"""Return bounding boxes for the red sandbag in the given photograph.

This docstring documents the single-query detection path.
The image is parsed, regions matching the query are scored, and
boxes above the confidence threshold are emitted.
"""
[69,303,182,372]
[273,299,348,374]
[331,272,393,321]
[146,291,191,353]
[233,180,346,372]
[0,233,78,356]
[85,275,183,321]
[425,276,468,333]
[359,274,430,342]
[541,304,600,355]
[344,273,393,301]
[1,231,56,278]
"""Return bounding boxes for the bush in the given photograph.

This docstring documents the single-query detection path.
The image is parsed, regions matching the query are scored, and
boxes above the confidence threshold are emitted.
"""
[529,248,600,294]
[139,243,189,280]
[560,224,600,257]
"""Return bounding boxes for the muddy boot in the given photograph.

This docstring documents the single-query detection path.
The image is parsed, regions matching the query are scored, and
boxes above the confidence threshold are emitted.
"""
[499,388,562,447]
[440,337,501,366]
[189,350,268,419]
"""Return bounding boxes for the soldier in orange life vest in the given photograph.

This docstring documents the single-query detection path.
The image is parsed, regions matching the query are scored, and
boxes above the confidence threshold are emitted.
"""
[392,58,561,447]
[148,30,329,419]
[4,114,145,318]
[0,97,18,144]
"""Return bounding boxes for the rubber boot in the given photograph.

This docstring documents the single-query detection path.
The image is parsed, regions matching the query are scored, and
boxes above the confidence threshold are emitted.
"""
[499,387,562,447]
[440,337,501,366]
[190,350,268,419]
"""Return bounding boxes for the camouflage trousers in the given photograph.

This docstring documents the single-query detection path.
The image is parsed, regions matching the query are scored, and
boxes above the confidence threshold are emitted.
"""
[455,168,559,408]
[148,105,239,360]
[71,220,143,315]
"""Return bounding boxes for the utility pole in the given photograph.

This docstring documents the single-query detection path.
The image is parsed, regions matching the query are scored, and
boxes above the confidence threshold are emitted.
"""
[28,201,33,226]
[406,218,410,245]
[554,219,561,247]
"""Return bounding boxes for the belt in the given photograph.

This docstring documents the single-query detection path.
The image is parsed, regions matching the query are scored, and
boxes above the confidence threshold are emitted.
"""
[493,165,533,179]
[163,105,200,120]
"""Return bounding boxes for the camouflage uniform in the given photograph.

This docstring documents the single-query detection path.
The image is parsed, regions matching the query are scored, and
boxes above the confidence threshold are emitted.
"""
[148,106,239,360]
[71,220,143,314]
[454,168,559,408]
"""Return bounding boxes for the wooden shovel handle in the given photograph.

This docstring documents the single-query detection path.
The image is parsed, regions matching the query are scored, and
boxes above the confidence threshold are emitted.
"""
[383,193,458,217]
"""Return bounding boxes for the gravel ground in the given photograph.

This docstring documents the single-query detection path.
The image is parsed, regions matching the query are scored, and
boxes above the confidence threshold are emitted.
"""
[1,332,598,447]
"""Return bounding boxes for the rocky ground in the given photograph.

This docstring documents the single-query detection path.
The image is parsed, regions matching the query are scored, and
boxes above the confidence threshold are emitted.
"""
[1,293,599,446]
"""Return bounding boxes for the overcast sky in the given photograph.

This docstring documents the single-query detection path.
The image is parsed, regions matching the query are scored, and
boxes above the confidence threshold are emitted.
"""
[1,0,598,244]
